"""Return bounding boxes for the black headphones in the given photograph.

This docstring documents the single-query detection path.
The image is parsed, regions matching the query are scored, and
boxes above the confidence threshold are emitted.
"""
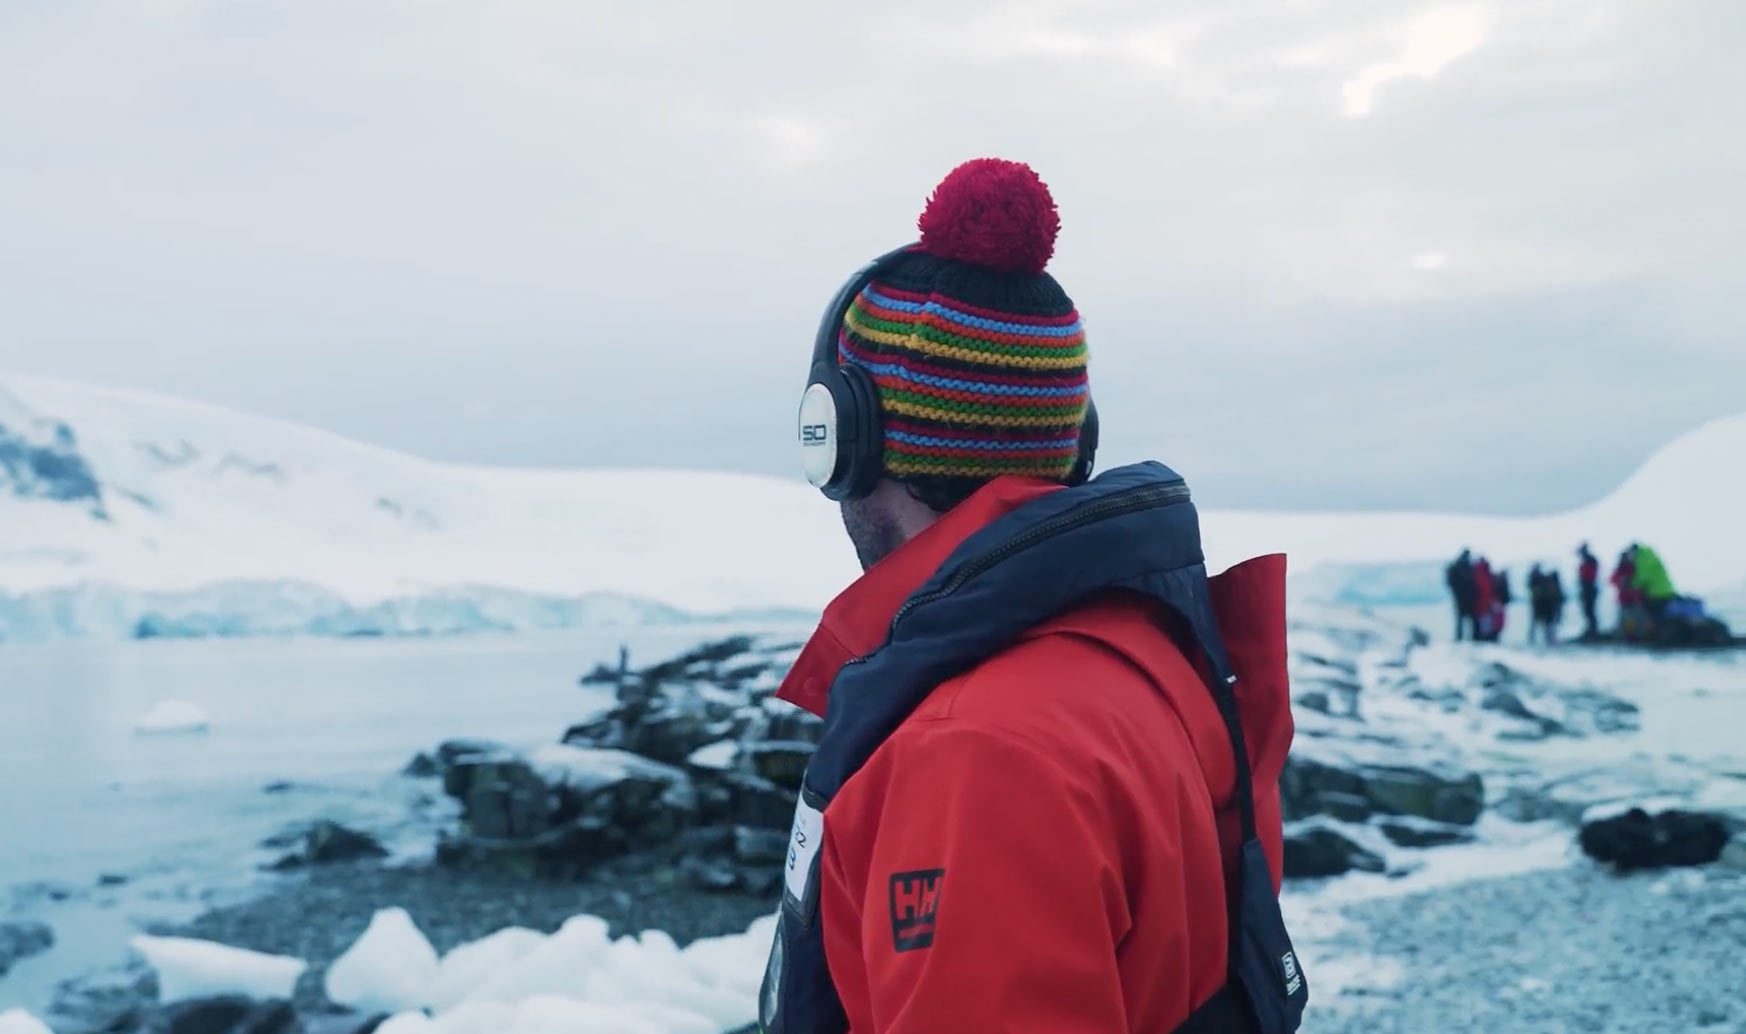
[798,243,1099,501]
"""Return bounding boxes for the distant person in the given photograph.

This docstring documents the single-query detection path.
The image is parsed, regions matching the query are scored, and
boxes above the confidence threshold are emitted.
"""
[1632,542,1677,624]
[1493,567,1513,643]
[1527,564,1550,645]
[1446,548,1478,640]
[1546,568,1567,644]
[1577,543,1601,638]
[1612,547,1643,640]
[764,159,1305,1033]
[1473,556,1498,641]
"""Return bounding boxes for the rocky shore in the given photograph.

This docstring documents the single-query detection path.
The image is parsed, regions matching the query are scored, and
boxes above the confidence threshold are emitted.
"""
[22,611,1746,1033]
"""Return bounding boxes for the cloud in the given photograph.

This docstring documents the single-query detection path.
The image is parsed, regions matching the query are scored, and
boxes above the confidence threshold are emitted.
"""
[1410,251,1450,271]
[0,0,1739,513]
[1342,6,1494,117]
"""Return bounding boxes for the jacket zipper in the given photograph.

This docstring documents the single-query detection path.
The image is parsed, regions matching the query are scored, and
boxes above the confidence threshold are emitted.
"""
[842,480,1192,667]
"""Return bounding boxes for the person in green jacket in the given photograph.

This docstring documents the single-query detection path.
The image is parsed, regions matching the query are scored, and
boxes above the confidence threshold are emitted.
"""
[1631,543,1677,623]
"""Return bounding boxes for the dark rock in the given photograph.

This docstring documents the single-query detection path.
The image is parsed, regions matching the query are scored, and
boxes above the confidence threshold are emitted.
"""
[98,873,129,887]
[302,1015,388,1034]
[1361,765,1485,826]
[439,747,698,875]
[1317,792,1374,823]
[764,708,825,745]
[678,825,736,857]
[402,752,441,778]
[1283,826,1385,879]
[644,636,758,682]
[717,772,796,830]
[44,962,156,1034]
[447,755,554,842]
[304,821,389,865]
[1379,820,1477,848]
[1283,754,1484,825]
[1579,808,1731,872]
[0,918,54,976]
[158,996,299,1034]
[742,741,814,792]
[1296,691,1332,715]
[733,826,790,866]
[681,858,742,893]
[737,865,783,896]
[1481,687,1535,721]
[261,781,296,795]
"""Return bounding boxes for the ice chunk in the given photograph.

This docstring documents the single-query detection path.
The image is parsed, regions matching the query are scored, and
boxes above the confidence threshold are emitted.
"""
[0,1012,53,1034]
[465,914,611,1003]
[133,700,211,734]
[128,934,306,1003]
[686,740,737,770]
[374,1013,441,1034]
[325,907,440,1014]
[430,926,548,1011]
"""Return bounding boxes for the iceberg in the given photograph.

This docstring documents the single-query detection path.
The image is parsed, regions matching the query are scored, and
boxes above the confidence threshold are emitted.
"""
[133,700,211,735]
[128,935,306,1004]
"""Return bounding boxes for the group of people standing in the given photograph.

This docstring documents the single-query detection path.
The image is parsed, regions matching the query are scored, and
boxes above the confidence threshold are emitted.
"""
[1446,549,1523,643]
[1446,541,1678,645]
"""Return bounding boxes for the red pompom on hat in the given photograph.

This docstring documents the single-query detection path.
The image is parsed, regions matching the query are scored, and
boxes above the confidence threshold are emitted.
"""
[916,158,1061,276]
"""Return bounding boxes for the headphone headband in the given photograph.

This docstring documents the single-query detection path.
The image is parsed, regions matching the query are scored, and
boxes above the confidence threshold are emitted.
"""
[799,243,1098,501]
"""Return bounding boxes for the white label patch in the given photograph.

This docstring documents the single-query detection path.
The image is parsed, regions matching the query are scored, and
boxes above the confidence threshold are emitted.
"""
[784,793,824,905]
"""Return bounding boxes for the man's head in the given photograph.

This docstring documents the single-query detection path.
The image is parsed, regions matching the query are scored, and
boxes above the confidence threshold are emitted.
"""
[803,158,1093,569]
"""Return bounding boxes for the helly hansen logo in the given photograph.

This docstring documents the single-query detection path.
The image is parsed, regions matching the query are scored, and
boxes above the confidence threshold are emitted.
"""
[888,869,944,952]
[1281,951,1303,996]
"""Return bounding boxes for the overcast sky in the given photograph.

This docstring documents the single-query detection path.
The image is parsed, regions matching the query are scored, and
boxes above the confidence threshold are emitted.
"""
[2,0,1741,514]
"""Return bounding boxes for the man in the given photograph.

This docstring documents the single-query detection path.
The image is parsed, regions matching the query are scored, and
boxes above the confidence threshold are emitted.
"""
[1576,543,1601,639]
[1447,549,1477,641]
[1527,564,1548,646]
[760,159,1305,1034]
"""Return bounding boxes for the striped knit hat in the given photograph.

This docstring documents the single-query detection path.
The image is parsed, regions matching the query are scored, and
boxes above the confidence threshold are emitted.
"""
[838,159,1089,506]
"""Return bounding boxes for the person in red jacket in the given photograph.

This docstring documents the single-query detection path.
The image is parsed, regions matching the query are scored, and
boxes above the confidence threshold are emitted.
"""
[1577,543,1601,639]
[1472,556,1497,641]
[761,159,1305,1034]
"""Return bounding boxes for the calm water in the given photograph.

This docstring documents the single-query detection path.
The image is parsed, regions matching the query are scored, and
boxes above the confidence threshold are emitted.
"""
[0,622,807,1011]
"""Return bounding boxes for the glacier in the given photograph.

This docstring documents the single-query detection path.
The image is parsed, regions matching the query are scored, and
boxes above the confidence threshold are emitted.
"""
[1,371,1741,640]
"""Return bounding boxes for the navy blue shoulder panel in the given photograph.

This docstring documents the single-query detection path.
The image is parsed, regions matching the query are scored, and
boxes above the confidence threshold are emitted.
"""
[809,460,1231,800]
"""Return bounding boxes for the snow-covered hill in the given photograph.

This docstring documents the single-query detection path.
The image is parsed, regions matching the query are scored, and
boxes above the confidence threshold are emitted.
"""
[0,374,855,640]
[1204,410,1746,608]
[0,372,1738,641]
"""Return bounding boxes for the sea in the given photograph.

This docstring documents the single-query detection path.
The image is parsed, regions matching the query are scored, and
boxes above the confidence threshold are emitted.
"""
[0,622,808,1013]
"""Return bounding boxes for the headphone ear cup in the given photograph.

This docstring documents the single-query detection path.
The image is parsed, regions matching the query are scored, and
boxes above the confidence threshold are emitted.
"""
[833,363,885,501]
[1067,398,1100,486]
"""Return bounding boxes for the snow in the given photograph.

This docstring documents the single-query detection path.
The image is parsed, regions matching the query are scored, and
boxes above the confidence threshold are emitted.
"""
[686,741,738,770]
[324,907,441,1015]
[0,372,856,621]
[132,700,211,735]
[527,745,689,795]
[322,910,776,1034]
[0,1012,52,1034]
[4,371,1743,639]
[1203,411,1746,602]
[128,934,307,1003]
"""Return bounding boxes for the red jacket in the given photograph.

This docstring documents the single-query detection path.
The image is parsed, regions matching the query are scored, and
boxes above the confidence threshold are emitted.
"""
[776,477,1294,1033]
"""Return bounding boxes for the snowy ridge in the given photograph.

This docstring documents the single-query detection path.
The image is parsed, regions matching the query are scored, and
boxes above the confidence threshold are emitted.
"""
[0,372,1738,638]
[0,373,857,632]
[1205,411,1746,603]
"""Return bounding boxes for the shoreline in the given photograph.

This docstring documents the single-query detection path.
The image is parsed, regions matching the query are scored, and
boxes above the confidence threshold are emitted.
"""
[46,853,774,1031]
[1301,857,1746,1033]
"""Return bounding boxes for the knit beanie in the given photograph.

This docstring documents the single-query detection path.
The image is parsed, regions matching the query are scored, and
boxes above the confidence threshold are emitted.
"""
[837,159,1089,510]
